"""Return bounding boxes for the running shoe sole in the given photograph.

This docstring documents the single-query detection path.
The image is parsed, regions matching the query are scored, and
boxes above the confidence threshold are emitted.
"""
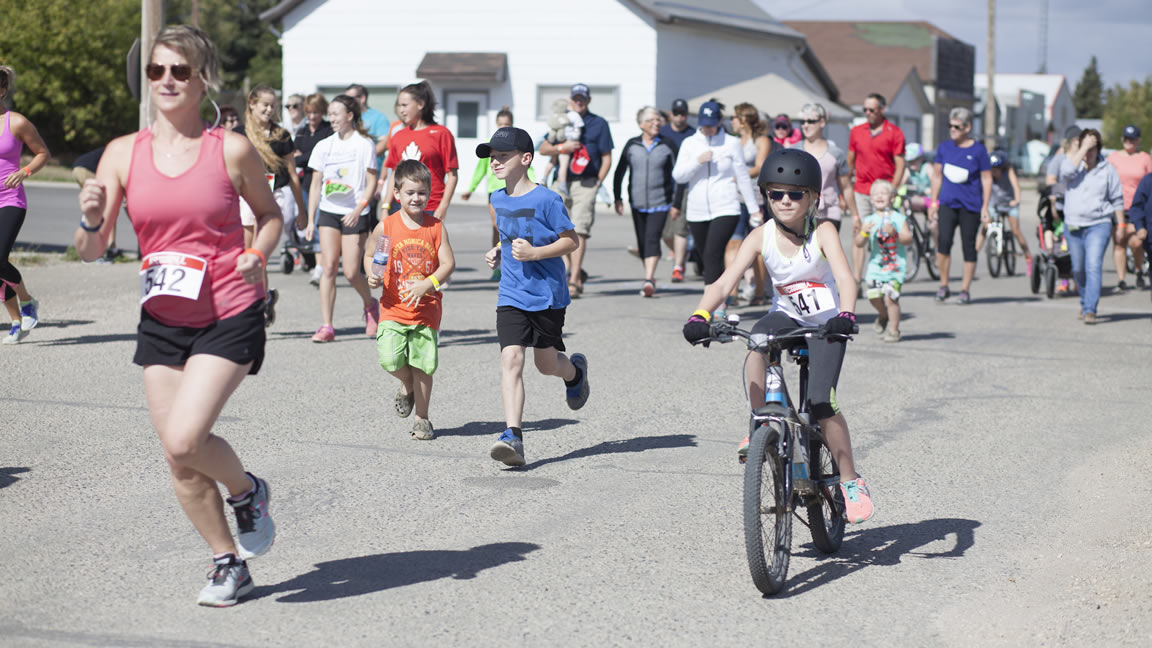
[490,440,525,467]
[566,353,590,410]
[198,574,254,607]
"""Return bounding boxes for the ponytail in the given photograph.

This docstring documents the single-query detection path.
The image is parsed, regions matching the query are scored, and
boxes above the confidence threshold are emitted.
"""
[400,80,437,125]
[330,94,371,138]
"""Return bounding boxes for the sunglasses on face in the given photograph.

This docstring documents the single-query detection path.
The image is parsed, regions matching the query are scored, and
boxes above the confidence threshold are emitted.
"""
[767,190,806,202]
[286,103,300,110]
[863,107,879,113]
[775,124,790,130]
[949,123,965,130]
[801,119,821,125]
[145,63,194,82]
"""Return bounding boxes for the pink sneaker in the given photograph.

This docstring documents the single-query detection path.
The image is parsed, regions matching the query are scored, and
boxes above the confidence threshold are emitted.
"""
[311,325,335,343]
[736,434,750,459]
[840,477,875,524]
[364,302,380,337]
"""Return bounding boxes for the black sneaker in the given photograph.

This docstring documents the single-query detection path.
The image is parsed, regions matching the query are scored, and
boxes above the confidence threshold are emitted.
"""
[1137,274,1147,290]
[231,473,275,560]
[1117,280,1130,293]
[264,289,279,328]
[934,286,951,303]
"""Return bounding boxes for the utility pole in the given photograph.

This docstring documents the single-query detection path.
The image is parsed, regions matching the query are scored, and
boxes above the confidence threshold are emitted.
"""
[192,0,200,27]
[140,0,166,129]
[1037,0,1048,73]
[985,0,996,149]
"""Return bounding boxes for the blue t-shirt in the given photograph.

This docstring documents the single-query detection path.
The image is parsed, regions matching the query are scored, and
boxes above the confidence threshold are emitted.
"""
[658,123,695,149]
[862,210,908,283]
[575,111,614,179]
[362,107,390,170]
[935,140,990,212]
[492,186,575,311]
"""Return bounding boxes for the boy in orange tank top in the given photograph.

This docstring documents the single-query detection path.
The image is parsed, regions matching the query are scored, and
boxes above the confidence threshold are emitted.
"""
[364,160,456,439]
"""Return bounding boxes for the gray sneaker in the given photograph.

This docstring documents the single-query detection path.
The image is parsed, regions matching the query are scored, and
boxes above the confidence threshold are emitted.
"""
[230,473,275,560]
[565,353,590,410]
[197,554,254,607]
[490,429,525,467]
[411,418,435,441]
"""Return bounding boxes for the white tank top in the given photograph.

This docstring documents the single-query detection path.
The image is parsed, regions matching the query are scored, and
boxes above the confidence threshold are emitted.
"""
[762,220,841,325]
[742,137,764,205]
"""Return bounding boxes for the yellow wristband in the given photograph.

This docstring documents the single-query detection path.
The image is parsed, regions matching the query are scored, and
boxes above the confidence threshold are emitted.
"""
[428,275,441,291]
[692,309,711,321]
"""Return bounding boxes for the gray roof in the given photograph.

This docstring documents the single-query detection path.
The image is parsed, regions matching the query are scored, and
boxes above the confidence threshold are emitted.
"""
[628,0,805,40]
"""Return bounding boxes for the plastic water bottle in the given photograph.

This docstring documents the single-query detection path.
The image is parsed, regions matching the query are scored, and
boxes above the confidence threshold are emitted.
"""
[765,364,786,405]
[371,234,391,279]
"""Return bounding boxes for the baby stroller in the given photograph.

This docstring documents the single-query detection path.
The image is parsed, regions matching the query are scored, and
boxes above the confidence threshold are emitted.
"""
[279,225,316,275]
[1030,193,1072,298]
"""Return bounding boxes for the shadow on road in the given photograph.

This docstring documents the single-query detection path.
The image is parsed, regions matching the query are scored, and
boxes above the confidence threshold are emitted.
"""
[439,328,499,347]
[519,433,698,471]
[1101,312,1152,323]
[260,542,541,603]
[436,418,578,437]
[895,332,957,342]
[0,467,30,489]
[33,333,135,346]
[773,517,980,598]
[269,326,368,342]
[36,319,95,329]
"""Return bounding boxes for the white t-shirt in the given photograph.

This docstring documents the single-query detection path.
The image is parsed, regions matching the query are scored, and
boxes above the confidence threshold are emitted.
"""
[308,131,375,215]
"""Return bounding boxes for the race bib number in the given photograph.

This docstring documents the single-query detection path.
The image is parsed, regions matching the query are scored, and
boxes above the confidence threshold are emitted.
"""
[778,280,835,317]
[139,252,207,304]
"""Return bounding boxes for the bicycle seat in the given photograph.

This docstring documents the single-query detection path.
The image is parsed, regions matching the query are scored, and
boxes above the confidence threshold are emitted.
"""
[752,402,791,418]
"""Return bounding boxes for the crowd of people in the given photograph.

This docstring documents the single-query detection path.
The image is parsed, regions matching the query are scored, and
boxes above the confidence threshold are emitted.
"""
[4,22,1152,608]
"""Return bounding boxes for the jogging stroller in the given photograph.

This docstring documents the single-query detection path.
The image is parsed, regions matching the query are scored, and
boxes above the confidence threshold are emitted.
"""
[1031,188,1073,298]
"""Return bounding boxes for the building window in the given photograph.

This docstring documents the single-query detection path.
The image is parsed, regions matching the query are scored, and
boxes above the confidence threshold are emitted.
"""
[536,85,619,122]
[456,101,479,138]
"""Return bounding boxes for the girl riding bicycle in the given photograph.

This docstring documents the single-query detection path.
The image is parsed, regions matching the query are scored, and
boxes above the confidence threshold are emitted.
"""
[683,148,874,524]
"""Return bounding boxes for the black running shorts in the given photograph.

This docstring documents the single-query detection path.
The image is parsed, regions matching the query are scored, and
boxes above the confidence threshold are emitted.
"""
[134,299,266,374]
[317,208,370,235]
[496,305,566,351]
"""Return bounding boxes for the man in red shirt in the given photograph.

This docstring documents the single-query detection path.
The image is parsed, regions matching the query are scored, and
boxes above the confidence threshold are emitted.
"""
[847,93,906,283]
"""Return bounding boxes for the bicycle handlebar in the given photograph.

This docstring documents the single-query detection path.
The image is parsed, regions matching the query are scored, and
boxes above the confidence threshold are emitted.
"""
[692,318,857,351]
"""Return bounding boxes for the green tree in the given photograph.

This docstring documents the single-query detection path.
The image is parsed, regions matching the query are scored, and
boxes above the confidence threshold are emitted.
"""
[168,0,283,93]
[1073,56,1104,119]
[0,0,139,154]
[1102,78,1152,149]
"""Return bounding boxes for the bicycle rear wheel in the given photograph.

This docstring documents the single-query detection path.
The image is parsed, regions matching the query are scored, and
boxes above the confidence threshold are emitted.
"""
[905,223,922,282]
[743,421,792,595]
[1005,235,1017,276]
[924,231,940,280]
[987,230,1002,277]
[806,435,844,553]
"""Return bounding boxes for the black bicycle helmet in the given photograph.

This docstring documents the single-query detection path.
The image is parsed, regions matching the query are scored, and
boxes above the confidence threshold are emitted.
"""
[758,148,822,192]
[990,150,1007,168]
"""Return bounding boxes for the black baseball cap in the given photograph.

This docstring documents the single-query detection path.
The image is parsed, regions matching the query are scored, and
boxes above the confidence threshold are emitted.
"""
[671,99,689,115]
[476,127,534,158]
[1123,124,1141,139]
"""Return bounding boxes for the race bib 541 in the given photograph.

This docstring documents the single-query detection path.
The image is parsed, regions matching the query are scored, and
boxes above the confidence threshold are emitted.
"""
[777,280,835,317]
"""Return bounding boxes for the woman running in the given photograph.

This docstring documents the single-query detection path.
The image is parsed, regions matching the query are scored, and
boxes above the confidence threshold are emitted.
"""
[237,85,307,326]
[0,65,49,344]
[384,81,458,222]
[671,100,759,319]
[305,94,378,342]
[613,106,679,297]
[75,25,280,606]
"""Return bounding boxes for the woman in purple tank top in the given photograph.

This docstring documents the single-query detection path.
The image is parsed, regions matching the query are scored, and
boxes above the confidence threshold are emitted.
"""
[75,26,283,607]
[0,65,50,344]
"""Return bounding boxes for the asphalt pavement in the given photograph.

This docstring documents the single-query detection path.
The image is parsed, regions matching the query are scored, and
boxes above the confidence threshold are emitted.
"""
[3,184,1151,646]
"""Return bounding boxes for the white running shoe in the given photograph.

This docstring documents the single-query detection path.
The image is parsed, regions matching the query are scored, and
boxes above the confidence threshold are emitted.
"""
[230,473,275,560]
[197,554,254,607]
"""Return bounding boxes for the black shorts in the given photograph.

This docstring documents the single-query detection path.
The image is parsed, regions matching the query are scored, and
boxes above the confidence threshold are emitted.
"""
[496,305,566,351]
[134,299,266,374]
[317,208,370,235]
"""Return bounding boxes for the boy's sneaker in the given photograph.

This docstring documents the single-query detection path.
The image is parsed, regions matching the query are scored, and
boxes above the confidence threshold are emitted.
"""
[230,473,275,560]
[566,353,590,410]
[954,290,971,305]
[934,286,950,303]
[19,298,39,331]
[197,554,254,607]
[873,317,888,335]
[364,302,380,337]
[263,289,278,328]
[2,321,22,344]
[671,266,684,283]
[311,325,335,343]
[840,477,875,524]
[490,429,526,467]
[737,434,750,459]
[883,330,902,343]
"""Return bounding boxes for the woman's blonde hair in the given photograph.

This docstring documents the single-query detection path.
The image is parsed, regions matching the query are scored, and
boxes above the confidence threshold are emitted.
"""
[150,25,221,93]
[243,85,289,172]
[733,103,767,139]
[303,92,328,115]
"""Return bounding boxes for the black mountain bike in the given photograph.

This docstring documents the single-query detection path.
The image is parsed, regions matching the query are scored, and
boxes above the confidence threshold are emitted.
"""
[900,202,938,282]
[696,318,855,595]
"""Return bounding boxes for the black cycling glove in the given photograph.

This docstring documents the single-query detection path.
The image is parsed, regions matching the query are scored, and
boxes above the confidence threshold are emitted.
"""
[821,311,857,336]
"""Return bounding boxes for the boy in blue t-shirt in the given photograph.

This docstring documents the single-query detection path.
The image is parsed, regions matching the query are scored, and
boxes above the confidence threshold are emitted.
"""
[479,127,590,467]
[855,180,913,342]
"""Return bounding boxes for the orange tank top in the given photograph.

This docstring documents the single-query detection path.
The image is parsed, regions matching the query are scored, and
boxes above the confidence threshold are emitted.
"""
[377,211,443,329]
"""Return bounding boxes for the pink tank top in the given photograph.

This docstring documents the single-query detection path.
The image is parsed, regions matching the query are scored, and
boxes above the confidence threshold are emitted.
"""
[126,127,263,327]
[0,112,27,209]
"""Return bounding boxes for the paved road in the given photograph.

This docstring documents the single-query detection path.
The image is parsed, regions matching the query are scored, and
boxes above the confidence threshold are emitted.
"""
[16,182,138,253]
[3,186,1150,646]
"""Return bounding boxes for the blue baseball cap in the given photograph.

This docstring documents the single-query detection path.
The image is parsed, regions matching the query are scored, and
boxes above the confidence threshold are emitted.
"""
[570,83,590,99]
[698,100,721,127]
[1123,124,1141,139]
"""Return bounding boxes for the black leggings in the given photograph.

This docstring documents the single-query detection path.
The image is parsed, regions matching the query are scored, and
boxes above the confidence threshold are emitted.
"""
[631,208,668,259]
[752,311,846,421]
[689,215,738,284]
[1,206,27,302]
[937,204,980,262]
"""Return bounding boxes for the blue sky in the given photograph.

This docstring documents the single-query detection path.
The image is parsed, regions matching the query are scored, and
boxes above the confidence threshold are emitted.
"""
[761,0,1152,88]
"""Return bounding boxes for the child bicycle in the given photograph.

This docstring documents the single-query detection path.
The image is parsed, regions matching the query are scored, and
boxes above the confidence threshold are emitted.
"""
[984,203,1018,278]
[895,188,938,281]
[694,316,856,596]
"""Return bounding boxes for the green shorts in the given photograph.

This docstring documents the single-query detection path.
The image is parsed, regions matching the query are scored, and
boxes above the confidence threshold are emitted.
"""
[376,320,439,375]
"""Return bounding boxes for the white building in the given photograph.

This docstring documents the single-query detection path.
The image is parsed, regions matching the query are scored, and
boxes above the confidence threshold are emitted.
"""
[975,74,1077,143]
[261,0,841,191]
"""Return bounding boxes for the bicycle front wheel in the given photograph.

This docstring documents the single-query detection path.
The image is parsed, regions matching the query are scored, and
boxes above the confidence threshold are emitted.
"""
[806,435,845,553]
[743,421,792,595]
[1005,235,1018,276]
[987,230,1002,277]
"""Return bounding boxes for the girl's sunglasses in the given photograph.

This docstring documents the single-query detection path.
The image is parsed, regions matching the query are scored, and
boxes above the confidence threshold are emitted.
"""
[767,190,806,202]
[145,63,194,82]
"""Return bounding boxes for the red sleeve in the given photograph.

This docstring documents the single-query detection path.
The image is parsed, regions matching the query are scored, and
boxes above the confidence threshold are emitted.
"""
[892,127,906,157]
[385,131,402,170]
[441,129,459,171]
